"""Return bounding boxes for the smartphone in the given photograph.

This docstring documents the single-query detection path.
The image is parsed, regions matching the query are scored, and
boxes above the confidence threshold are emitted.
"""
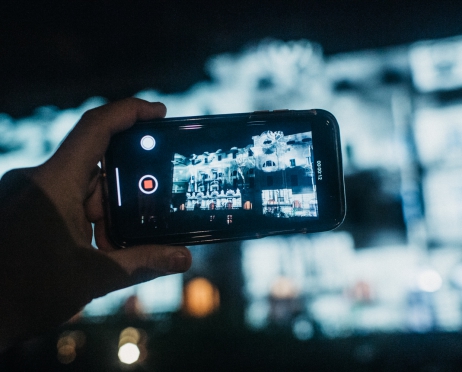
[102,109,346,247]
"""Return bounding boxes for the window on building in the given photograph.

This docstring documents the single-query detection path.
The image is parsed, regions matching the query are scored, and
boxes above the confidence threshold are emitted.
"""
[290,159,296,167]
[227,215,233,224]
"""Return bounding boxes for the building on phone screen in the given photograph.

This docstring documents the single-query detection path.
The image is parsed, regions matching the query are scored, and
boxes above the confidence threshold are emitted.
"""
[171,130,318,217]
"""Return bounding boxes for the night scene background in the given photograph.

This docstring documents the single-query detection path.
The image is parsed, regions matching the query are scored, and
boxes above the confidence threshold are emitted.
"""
[2,0,462,370]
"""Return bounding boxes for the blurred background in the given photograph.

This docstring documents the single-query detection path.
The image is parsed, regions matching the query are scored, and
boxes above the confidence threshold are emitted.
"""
[2,0,462,370]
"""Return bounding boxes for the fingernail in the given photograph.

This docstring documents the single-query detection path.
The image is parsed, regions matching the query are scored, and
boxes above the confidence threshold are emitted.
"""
[168,251,189,273]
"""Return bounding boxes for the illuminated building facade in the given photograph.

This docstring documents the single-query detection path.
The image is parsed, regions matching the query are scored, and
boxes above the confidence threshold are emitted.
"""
[170,130,317,217]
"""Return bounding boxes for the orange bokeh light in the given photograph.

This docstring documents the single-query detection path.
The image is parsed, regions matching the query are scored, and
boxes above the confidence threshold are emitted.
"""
[183,277,220,318]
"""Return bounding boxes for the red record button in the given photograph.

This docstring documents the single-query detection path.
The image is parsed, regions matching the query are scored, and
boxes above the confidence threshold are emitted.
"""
[139,175,158,194]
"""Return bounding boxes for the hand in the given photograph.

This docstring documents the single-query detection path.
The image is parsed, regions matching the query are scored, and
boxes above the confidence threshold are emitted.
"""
[32,97,192,277]
[0,98,192,349]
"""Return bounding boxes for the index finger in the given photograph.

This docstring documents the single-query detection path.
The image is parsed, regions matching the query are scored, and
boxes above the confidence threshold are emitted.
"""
[48,98,166,189]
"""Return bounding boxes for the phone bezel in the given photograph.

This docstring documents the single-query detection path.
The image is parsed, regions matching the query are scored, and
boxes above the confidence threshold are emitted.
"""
[102,109,346,246]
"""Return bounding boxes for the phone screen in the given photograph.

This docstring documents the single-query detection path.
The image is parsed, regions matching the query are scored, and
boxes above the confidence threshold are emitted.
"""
[103,110,345,246]
[170,129,316,214]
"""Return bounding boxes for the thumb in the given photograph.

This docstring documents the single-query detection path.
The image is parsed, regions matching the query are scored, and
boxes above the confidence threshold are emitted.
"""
[82,245,192,300]
[108,245,192,283]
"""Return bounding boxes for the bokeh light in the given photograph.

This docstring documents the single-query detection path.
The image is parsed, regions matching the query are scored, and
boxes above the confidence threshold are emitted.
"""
[183,277,220,317]
[417,268,443,293]
[118,343,140,365]
[118,327,146,365]
[56,331,86,364]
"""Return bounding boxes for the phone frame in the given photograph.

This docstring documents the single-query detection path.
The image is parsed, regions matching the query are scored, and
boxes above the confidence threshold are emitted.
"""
[102,109,346,246]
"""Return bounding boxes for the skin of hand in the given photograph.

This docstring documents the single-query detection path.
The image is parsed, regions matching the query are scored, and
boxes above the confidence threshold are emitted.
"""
[0,98,192,349]
[31,98,192,275]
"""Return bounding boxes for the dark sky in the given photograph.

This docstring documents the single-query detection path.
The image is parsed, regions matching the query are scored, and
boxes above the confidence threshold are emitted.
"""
[2,0,462,117]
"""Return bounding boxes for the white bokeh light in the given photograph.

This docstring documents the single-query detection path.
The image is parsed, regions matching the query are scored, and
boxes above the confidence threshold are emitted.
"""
[417,268,443,293]
[118,343,140,364]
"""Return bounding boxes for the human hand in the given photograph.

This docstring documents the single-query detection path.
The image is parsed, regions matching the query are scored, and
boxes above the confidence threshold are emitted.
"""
[32,97,192,278]
[0,98,192,349]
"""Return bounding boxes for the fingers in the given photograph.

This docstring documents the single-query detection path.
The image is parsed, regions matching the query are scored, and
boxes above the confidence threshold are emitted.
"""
[84,179,116,251]
[84,177,118,252]
[84,171,105,223]
[46,98,167,194]
[78,243,192,301]
[93,219,117,252]
[107,244,192,285]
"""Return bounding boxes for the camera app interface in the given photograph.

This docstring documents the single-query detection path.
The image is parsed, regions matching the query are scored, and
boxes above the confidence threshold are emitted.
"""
[108,119,322,237]
[170,130,318,219]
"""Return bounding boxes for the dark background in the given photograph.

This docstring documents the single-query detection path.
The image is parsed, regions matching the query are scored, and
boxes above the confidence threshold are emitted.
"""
[2,0,462,117]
